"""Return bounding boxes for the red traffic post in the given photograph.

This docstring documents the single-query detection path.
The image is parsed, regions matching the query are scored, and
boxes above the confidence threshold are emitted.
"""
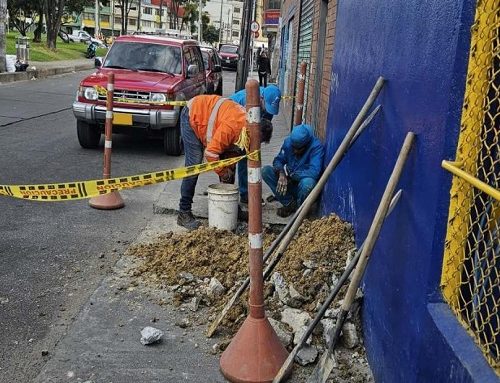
[220,79,288,382]
[89,73,124,210]
[293,61,307,126]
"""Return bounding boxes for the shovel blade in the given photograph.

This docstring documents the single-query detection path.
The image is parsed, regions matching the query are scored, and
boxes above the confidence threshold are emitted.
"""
[306,350,337,383]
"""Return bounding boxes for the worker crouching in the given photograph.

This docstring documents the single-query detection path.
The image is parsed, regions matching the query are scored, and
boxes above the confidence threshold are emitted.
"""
[178,95,273,230]
[262,124,324,217]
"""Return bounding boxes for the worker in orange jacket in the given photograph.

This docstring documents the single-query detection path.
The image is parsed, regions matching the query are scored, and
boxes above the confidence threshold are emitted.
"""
[178,95,273,230]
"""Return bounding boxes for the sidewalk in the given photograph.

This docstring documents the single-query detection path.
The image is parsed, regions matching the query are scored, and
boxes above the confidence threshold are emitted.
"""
[0,58,94,84]
[33,75,304,383]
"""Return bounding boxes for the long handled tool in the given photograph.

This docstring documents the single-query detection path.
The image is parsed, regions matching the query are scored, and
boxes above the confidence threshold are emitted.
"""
[206,205,303,337]
[206,77,385,337]
[272,189,401,383]
[307,131,416,383]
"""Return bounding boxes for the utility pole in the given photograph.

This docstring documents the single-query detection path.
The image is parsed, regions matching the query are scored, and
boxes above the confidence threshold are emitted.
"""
[235,0,252,91]
[0,0,6,73]
[137,0,142,31]
[226,8,230,43]
[198,0,203,42]
[218,0,223,45]
[94,0,100,37]
[111,0,115,36]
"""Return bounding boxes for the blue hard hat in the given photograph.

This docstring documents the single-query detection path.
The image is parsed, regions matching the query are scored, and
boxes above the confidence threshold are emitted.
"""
[262,85,281,115]
[290,124,313,148]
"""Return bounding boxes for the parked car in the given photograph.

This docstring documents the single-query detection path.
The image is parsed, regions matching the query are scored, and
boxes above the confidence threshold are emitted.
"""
[69,30,105,47]
[72,35,207,155]
[200,46,223,95]
[218,44,239,69]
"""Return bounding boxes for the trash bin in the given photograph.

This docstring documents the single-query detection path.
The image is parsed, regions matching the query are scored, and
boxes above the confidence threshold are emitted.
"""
[16,36,30,63]
[15,36,30,72]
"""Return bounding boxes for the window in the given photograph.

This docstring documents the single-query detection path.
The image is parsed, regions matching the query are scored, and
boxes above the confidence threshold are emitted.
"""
[268,0,280,9]
[115,17,122,24]
[232,31,239,37]
[83,12,94,21]
[144,7,152,15]
[100,15,110,23]
[129,18,136,26]
[104,42,182,74]
[232,19,240,25]
[201,51,210,69]
[234,7,241,13]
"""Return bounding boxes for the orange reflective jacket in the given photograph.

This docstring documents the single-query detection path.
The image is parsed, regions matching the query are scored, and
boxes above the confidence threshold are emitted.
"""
[188,95,246,162]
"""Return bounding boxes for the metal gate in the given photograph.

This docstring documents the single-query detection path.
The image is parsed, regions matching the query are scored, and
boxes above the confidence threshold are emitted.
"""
[294,0,314,122]
[441,0,499,374]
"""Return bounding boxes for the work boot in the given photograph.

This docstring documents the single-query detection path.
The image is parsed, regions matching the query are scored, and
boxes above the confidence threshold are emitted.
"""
[177,211,201,231]
[277,201,297,218]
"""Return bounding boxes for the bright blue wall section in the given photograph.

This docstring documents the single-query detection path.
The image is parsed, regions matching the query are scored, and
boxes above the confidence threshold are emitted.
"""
[321,0,498,381]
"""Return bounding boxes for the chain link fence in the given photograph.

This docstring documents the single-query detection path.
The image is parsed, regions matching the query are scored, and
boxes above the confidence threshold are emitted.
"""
[441,0,499,374]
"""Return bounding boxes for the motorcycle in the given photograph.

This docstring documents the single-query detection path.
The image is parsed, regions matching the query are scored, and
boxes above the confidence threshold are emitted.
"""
[85,41,98,59]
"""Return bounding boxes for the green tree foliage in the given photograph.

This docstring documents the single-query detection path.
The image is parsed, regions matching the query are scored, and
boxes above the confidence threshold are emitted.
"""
[203,24,218,45]
[7,0,38,36]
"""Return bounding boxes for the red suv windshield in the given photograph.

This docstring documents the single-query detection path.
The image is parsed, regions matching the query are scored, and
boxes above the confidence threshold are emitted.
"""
[220,45,238,54]
[104,41,182,74]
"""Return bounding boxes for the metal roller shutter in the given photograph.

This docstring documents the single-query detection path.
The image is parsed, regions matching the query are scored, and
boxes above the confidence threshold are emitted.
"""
[296,0,314,119]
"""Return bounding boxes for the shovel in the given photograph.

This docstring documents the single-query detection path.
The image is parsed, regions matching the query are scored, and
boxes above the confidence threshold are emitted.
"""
[272,189,401,383]
[307,132,415,383]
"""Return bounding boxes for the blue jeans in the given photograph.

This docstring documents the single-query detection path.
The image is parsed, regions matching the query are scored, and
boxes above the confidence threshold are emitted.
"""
[238,159,248,199]
[262,165,316,206]
[179,108,204,212]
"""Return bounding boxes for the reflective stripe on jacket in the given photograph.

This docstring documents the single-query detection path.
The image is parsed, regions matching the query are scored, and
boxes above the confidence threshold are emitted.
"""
[187,95,246,169]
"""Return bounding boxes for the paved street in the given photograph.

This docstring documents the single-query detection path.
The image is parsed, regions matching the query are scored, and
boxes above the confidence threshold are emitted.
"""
[0,70,237,383]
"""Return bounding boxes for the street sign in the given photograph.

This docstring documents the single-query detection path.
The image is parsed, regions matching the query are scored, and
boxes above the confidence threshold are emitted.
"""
[250,21,260,33]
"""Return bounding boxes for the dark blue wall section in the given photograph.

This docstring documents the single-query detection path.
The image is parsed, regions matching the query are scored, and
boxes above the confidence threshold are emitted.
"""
[321,0,498,381]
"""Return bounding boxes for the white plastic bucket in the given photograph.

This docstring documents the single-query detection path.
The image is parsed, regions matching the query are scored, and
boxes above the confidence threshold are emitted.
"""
[207,183,239,231]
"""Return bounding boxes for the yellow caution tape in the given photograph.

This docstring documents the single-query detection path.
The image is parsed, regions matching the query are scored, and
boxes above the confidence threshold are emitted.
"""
[94,85,188,107]
[281,95,296,100]
[0,151,258,202]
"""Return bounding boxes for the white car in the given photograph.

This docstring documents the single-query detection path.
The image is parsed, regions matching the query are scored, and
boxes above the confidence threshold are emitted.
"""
[69,30,105,47]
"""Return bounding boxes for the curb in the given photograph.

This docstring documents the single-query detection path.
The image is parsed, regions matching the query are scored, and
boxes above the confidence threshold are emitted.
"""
[0,63,94,84]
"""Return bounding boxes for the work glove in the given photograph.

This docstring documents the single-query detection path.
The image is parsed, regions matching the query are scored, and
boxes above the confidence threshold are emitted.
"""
[277,171,288,196]
[219,167,235,184]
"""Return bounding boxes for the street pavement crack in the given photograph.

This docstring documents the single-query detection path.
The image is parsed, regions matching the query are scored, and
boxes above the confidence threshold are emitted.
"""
[0,107,72,127]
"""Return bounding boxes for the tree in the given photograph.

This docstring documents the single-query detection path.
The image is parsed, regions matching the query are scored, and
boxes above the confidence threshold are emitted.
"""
[0,0,6,73]
[115,0,136,35]
[203,24,218,45]
[7,0,38,36]
[44,0,65,49]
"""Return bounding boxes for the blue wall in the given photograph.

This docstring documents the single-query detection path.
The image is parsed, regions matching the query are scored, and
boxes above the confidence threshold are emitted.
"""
[321,0,498,381]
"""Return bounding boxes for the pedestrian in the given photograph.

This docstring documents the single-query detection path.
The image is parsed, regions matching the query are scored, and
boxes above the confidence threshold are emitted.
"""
[262,124,324,217]
[177,95,274,230]
[229,84,281,204]
[257,50,271,87]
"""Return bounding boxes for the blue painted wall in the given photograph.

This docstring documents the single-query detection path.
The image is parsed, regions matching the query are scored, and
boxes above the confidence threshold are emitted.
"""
[321,0,498,381]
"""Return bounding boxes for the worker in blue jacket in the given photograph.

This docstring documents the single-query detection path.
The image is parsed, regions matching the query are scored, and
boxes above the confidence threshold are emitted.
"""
[230,84,282,204]
[262,124,324,217]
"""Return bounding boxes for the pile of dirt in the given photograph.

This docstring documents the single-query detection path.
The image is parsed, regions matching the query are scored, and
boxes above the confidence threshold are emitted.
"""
[128,214,354,325]
[126,214,374,381]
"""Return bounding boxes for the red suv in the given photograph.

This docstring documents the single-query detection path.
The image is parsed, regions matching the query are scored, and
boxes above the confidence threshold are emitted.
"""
[200,46,223,95]
[219,44,239,69]
[72,35,207,156]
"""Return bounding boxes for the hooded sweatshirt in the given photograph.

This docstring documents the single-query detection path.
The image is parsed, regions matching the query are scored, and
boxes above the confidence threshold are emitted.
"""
[273,124,324,181]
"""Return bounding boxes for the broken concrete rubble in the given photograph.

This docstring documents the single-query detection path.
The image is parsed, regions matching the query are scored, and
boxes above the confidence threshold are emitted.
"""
[208,277,225,297]
[268,318,293,348]
[280,307,312,334]
[140,326,164,345]
[341,322,359,349]
[295,345,319,366]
